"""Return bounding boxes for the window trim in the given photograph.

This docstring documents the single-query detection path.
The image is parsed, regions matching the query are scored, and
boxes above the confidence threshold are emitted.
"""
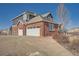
[48,23,54,32]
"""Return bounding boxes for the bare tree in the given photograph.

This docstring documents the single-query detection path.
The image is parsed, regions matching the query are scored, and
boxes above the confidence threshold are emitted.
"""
[57,3,69,31]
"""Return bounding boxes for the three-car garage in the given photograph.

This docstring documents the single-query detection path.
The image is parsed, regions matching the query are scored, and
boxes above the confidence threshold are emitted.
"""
[18,28,40,36]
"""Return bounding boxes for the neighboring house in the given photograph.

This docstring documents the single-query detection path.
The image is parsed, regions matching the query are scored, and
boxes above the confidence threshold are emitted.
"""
[10,11,60,36]
[0,29,10,35]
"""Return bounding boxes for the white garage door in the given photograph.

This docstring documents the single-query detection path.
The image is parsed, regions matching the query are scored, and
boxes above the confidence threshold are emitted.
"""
[18,29,23,36]
[26,28,40,36]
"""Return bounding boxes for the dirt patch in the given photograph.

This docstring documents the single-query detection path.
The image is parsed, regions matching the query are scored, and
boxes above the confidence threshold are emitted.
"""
[0,35,72,56]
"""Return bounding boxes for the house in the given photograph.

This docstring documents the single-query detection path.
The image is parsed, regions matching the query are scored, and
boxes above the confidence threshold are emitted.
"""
[0,29,10,35]
[10,11,60,36]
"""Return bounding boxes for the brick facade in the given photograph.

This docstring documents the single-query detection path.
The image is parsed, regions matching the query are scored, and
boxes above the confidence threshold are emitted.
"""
[11,21,59,36]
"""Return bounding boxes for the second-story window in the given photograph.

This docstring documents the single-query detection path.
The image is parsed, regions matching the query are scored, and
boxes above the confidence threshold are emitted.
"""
[48,23,54,31]
[29,14,35,20]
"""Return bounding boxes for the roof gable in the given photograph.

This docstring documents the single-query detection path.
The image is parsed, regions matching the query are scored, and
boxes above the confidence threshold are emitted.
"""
[27,15,53,24]
[12,11,54,24]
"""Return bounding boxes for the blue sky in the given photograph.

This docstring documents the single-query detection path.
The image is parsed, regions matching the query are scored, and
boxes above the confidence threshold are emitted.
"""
[0,3,79,30]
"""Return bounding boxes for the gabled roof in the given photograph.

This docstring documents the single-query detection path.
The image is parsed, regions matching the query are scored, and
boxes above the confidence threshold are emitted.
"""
[27,15,53,24]
[12,11,37,21]
[41,12,51,17]
[12,11,54,25]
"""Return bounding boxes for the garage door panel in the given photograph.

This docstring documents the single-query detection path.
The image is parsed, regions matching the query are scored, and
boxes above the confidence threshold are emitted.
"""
[26,28,40,36]
[18,29,23,36]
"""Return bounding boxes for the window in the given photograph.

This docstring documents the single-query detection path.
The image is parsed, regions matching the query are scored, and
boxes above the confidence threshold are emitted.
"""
[45,14,53,20]
[48,23,54,31]
[29,14,35,20]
